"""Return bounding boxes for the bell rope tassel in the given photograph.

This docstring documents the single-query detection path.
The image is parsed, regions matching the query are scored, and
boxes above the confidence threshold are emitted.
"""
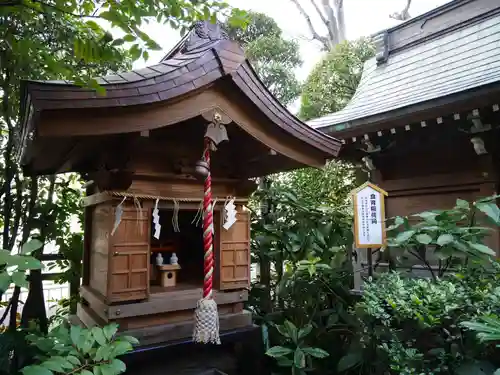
[193,140,221,345]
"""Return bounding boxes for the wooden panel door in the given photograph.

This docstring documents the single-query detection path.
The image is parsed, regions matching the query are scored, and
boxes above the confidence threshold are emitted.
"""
[218,208,250,290]
[108,207,150,303]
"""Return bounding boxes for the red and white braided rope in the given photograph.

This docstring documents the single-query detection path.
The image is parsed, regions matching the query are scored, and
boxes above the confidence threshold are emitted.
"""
[202,140,214,299]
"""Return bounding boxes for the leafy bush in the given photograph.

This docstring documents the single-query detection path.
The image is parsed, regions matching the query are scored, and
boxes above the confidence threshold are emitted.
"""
[0,240,43,295]
[266,320,329,375]
[349,262,500,375]
[385,197,500,278]
[22,323,137,375]
[252,184,358,374]
[0,238,136,375]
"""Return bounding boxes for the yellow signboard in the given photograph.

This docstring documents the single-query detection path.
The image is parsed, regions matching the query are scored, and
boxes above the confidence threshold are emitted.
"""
[351,182,388,248]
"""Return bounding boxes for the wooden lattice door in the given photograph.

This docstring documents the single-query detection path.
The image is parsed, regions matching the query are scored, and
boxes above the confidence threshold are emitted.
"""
[217,208,250,290]
[108,207,150,303]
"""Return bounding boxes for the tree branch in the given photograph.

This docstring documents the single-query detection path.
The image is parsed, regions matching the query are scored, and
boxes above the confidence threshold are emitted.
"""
[1,55,15,251]
[17,0,101,19]
[0,299,12,325]
[390,0,412,21]
[309,0,328,28]
[290,0,330,50]
[335,0,346,43]
[8,173,25,250]
[321,0,339,47]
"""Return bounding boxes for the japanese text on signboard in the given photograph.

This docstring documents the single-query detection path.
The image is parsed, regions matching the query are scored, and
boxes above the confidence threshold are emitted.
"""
[353,184,386,248]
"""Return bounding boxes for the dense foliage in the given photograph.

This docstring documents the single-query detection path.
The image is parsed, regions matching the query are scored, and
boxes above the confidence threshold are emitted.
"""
[271,160,356,209]
[250,183,360,375]
[257,195,500,375]
[352,266,500,375]
[3,0,246,86]
[223,11,302,105]
[385,197,500,278]
[299,39,375,121]
[23,324,137,375]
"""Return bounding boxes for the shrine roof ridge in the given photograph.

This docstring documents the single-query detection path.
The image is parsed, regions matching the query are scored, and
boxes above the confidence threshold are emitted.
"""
[307,0,500,138]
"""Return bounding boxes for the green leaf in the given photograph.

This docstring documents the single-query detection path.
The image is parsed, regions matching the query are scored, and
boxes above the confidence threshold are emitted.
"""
[11,271,28,288]
[302,347,329,358]
[456,199,470,209]
[129,44,141,60]
[110,341,133,357]
[266,346,293,358]
[437,234,454,246]
[21,239,43,254]
[0,249,11,264]
[415,233,432,245]
[476,201,500,225]
[435,246,455,260]
[413,211,439,220]
[22,365,53,375]
[123,34,136,42]
[98,364,114,375]
[9,255,42,270]
[103,323,119,340]
[108,359,126,375]
[119,335,139,345]
[337,351,362,372]
[95,345,111,361]
[111,39,125,47]
[467,242,496,256]
[67,356,81,366]
[92,326,107,346]
[70,325,83,346]
[276,357,293,367]
[41,358,66,372]
[294,348,306,368]
[81,336,95,354]
[297,324,312,340]
[0,273,11,292]
[81,370,93,375]
[276,324,290,338]
[34,337,56,352]
[283,320,298,342]
[394,230,415,243]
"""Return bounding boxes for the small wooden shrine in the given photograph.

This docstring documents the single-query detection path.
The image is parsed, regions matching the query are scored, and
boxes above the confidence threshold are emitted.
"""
[17,21,340,347]
[309,0,500,257]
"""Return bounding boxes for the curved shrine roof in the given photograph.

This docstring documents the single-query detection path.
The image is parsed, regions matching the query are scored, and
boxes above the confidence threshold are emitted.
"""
[308,0,500,137]
[19,21,340,169]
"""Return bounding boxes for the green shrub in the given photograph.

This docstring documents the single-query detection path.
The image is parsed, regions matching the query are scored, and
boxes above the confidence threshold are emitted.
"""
[22,323,137,375]
[351,265,500,375]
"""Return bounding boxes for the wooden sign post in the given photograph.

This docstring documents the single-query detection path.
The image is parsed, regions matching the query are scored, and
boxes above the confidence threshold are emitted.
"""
[351,182,388,277]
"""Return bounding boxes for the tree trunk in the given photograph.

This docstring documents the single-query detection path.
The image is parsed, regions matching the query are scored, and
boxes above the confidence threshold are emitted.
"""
[391,0,412,21]
[291,0,346,51]
[21,176,55,334]
[258,177,273,314]
[335,0,346,43]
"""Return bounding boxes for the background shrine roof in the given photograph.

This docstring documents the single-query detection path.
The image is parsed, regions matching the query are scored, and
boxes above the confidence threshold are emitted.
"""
[308,0,500,135]
[20,21,340,158]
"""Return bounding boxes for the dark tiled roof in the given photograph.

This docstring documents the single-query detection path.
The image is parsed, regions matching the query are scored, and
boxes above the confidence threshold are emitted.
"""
[20,21,340,157]
[308,0,500,134]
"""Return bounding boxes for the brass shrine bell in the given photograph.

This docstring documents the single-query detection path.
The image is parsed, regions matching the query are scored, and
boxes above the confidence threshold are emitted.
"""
[195,159,210,179]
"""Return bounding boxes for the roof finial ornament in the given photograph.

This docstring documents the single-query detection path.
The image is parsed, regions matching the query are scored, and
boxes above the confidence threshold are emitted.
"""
[182,21,229,53]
